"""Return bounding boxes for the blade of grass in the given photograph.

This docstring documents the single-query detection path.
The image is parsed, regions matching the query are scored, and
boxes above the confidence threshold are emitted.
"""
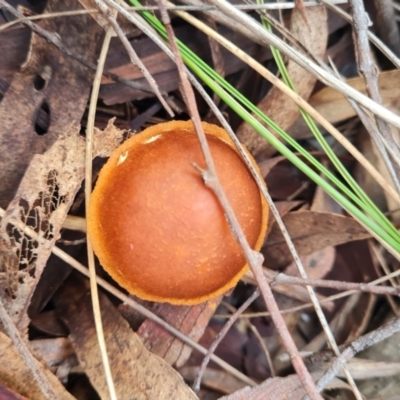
[260,17,400,240]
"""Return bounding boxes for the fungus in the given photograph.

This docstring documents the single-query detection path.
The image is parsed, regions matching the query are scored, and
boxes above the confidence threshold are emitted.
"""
[87,120,268,305]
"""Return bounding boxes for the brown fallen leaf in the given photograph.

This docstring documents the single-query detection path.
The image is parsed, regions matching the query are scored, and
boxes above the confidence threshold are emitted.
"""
[100,25,270,104]
[179,366,246,395]
[263,211,370,270]
[53,275,198,400]
[237,5,328,158]
[219,372,350,400]
[284,246,336,280]
[136,298,221,368]
[0,332,74,400]
[0,0,102,208]
[290,70,400,138]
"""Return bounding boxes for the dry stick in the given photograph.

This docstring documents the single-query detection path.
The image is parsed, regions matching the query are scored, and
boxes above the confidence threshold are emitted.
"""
[349,0,400,194]
[0,206,256,388]
[193,290,261,392]
[0,299,58,399]
[0,0,350,32]
[154,1,321,399]
[207,0,400,130]
[370,243,400,317]
[318,0,400,70]
[0,0,154,94]
[95,0,173,116]
[218,263,400,319]
[271,274,400,296]
[85,10,117,400]
[156,7,361,397]
[328,56,400,192]
[349,98,400,173]
[168,5,400,206]
[315,316,400,392]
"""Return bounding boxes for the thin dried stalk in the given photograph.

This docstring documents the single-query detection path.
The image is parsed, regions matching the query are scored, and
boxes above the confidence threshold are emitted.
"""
[85,8,117,400]
[84,10,117,400]
[193,290,261,392]
[318,0,400,69]
[271,274,400,296]
[154,0,321,398]
[315,317,400,392]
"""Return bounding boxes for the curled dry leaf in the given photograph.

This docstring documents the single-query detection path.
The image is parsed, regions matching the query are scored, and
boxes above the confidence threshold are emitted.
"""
[237,5,328,158]
[263,211,370,270]
[53,275,198,400]
[0,332,74,400]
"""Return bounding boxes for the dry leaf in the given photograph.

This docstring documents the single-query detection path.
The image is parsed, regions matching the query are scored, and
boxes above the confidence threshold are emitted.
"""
[219,372,350,400]
[100,25,270,104]
[263,211,370,270]
[136,298,221,367]
[0,121,123,335]
[0,332,74,400]
[0,0,102,208]
[54,275,198,400]
[284,246,336,280]
[179,366,246,395]
[290,70,400,137]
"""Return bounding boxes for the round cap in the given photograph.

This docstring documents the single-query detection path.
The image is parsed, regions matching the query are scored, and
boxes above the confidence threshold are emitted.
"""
[88,120,268,304]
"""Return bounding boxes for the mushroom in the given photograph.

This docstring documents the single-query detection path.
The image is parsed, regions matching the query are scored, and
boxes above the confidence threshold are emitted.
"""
[87,120,268,305]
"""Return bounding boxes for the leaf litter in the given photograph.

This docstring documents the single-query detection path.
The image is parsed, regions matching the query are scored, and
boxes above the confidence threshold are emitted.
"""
[1,0,400,399]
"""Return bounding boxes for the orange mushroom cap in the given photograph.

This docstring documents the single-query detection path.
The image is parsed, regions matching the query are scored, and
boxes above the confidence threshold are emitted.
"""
[87,120,268,305]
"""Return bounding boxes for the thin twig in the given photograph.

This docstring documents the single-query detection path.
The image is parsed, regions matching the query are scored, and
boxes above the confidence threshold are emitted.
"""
[0,206,256,387]
[157,7,369,397]
[315,317,400,392]
[0,299,58,399]
[317,0,400,69]
[349,0,400,194]
[84,10,117,400]
[216,264,400,319]
[154,0,321,398]
[192,290,260,392]
[271,273,400,296]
